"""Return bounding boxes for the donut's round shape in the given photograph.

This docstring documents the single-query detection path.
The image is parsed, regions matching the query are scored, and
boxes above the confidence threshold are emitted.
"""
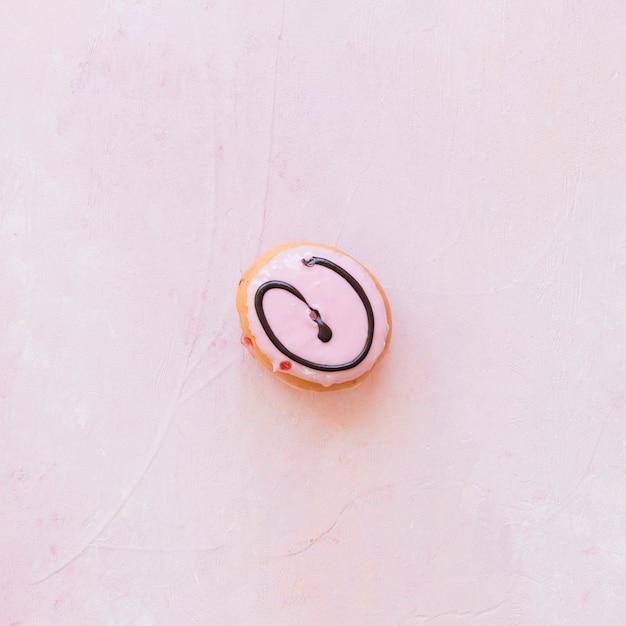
[236,242,392,391]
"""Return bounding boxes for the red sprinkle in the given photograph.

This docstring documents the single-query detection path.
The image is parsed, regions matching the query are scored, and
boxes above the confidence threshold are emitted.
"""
[241,335,253,347]
[279,361,292,371]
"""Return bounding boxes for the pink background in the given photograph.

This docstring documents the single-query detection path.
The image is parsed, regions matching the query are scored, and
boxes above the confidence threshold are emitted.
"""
[2,1,626,624]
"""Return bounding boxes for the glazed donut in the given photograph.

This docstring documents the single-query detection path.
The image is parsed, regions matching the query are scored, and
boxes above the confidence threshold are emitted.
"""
[236,242,392,391]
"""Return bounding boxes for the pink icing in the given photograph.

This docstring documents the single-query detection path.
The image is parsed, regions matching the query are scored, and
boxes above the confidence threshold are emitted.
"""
[244,245,389,387]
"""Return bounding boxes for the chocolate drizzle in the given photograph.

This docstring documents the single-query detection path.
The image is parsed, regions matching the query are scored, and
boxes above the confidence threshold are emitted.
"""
[254,256,375,372]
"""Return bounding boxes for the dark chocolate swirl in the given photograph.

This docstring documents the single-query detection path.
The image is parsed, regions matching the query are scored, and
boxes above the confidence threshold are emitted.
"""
[254,256,375,372]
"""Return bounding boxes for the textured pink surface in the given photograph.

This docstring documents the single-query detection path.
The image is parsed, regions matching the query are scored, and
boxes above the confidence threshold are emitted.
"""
[2,1,626,624]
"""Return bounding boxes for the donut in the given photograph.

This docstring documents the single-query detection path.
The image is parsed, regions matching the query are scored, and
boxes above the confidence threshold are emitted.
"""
[236,242,392,391]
